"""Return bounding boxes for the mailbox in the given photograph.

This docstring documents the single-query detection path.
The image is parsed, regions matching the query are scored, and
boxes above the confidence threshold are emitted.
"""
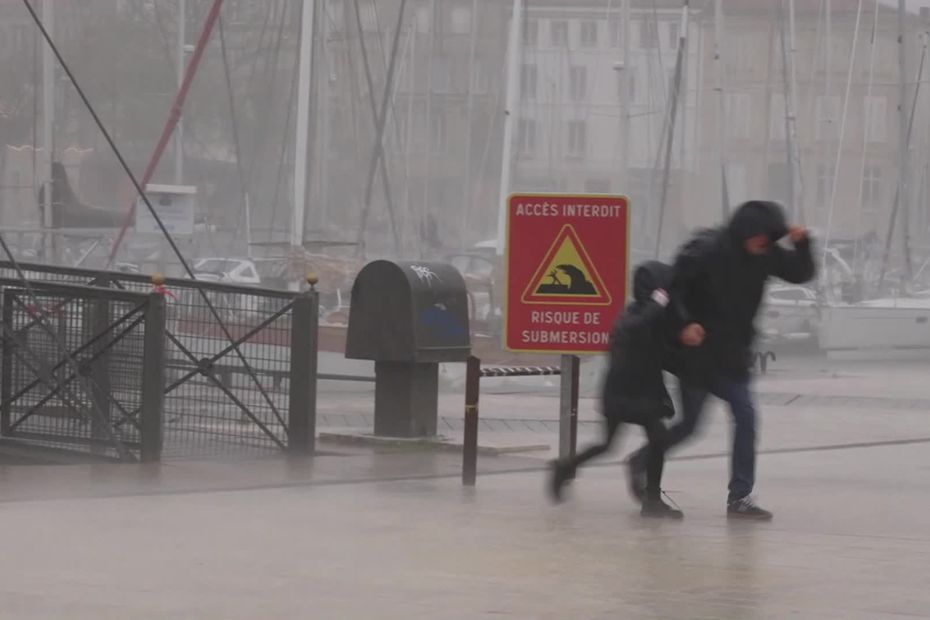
[346,261,471,437]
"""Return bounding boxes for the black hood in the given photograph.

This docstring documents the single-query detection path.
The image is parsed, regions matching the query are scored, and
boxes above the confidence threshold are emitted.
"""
[728,201,788,245]
[633,261,672,302]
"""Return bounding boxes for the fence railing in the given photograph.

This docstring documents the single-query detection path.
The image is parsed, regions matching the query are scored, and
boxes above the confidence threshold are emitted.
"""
[0,261,319,460]
[0,280,164,461]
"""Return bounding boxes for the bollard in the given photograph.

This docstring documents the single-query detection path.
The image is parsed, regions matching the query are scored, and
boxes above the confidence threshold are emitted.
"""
[462,355,480,486]
[558,354,580,467]
[287,274,320,455]
[569,355,581,458]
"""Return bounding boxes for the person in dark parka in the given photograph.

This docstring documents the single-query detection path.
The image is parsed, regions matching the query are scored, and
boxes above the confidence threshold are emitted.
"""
[549,260,702,518]
[628,200,815,520]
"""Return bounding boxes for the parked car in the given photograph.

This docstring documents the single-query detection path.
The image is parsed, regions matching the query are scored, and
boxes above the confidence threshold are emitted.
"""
[758,285,820,341]
[192,258,261,285]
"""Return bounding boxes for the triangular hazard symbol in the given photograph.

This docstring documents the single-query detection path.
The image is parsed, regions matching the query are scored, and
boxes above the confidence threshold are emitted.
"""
[521,225,612,306]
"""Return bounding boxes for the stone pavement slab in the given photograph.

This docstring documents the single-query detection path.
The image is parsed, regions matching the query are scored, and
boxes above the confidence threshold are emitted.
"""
[1,441,928,618]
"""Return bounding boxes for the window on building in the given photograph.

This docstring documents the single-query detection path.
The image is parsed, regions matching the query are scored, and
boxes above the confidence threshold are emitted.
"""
[610,20,622,47]
[816,164,835,208]
[327,1,346,31]
[769,94,787,140]
[725,93,752,140]
[567,120,587,158]
[412,105,428,150]
[474,63,489,94]
[815,95,841,141]
[521,64,538,100]
[580,21,598,48]
[551,20,568,46]
[451,6,472,34]
[569,66,587,101]
[863,165,882,211]
[431,111,446,152]
[517,118,538,155]
[864,96,887,143]
[639,20,659,49]
[725,162,748,207]
[431,57,452,93]
[359,1,378,31]
[416,6,431,33]
[615,70,625,101]
[668,22,680,49]
[524,18,539,46]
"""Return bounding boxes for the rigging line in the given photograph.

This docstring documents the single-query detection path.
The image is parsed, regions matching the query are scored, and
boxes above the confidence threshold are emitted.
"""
[103,0,225,268]
[823,0,866,276]
[351,0,402,256]
[218,13,252,254]
[877,35,928,292]
[267,2,301,244]
[30,0,38,245]
[852,0,881,275]
[207,1,276,222]
[19,0,288,430]
[369,0,405,146]
[243,0,289,192]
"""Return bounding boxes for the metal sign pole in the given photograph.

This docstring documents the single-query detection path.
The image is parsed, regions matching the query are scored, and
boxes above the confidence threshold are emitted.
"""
[558,354,579,462]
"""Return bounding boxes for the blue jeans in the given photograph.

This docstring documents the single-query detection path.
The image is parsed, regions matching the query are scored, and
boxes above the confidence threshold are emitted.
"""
[634,374,757,503]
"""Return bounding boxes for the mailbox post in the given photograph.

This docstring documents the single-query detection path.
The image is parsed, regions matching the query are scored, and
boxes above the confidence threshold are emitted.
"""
[346,261,471,437]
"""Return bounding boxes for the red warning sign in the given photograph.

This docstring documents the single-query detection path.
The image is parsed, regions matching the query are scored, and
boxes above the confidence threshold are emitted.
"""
[506,193,629,354]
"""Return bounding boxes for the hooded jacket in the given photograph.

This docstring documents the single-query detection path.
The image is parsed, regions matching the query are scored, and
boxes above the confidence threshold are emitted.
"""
[669,201,815,381]
[603,261,676,420]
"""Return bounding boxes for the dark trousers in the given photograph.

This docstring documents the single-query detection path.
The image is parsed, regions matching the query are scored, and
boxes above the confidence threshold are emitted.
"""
[566,397,669,499]
[633,374,756,503]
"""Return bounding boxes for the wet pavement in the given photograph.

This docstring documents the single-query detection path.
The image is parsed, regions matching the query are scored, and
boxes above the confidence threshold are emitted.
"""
[1,440,928,618]
[1,352,929,618]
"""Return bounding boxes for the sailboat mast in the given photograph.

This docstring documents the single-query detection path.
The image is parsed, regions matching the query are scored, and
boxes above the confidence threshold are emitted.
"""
[897,0,912,284]
[175,0,186,184]
[40,0,54,260]
[713,0,727,217]
[461,0,480,250]
[495,0,523,257]
[619,0,631,189]
[787,0,803,224]
[292,0,317,255]
[654,0,689,258]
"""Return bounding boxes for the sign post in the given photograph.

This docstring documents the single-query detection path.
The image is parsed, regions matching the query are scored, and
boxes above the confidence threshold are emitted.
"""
[505,193,630,460]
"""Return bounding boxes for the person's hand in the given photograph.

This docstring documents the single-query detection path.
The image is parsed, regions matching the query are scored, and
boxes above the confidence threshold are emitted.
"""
[680,323,705,347]
[788,225,808,243]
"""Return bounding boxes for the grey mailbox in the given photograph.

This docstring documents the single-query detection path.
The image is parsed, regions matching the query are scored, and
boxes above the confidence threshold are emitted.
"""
[346,260,471,437]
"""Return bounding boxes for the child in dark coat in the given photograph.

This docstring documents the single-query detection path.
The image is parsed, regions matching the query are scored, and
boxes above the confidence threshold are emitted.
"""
[549,261,700,518]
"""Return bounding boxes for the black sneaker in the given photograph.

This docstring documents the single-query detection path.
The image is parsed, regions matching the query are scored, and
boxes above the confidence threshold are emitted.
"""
[727,496,774,521]
[641,496,684,519]
[626,458,647,503]
[548,460,573,503]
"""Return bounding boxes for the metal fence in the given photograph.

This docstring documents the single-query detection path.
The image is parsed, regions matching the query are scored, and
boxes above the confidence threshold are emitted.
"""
[0,280,164,461]
[0,261,318,460]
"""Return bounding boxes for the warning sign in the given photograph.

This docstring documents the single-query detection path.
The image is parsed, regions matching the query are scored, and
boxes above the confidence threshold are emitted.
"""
[521,225,611,305]
[505,193,629,354]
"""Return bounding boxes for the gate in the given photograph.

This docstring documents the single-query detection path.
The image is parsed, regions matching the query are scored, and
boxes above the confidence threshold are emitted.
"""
[0,261,319,460]
[0,280,165,461]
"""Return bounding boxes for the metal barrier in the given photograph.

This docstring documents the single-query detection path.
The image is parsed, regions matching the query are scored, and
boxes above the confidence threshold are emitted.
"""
[754,350,776,374]
[0,280,164,461]
[0,261,319,459]
[462,355,578,486]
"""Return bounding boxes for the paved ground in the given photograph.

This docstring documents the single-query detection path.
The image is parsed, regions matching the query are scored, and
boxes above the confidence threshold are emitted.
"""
[1,352,929,618]
[1,441,928,618]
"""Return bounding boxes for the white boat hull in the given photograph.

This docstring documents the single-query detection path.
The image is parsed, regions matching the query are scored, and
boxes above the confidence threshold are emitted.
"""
[819,301,930,357]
